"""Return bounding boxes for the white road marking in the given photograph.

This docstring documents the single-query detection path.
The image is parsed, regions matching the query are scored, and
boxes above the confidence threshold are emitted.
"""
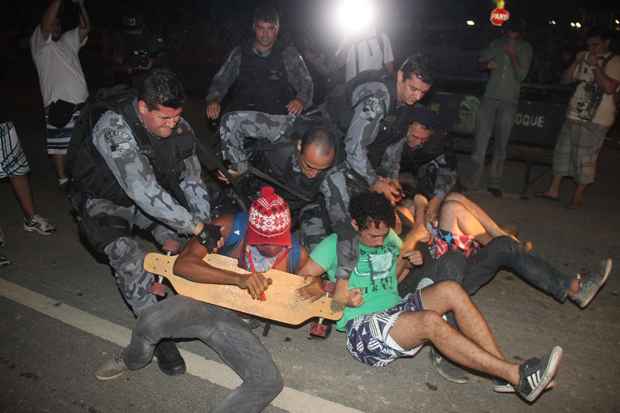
[0,279,363,413]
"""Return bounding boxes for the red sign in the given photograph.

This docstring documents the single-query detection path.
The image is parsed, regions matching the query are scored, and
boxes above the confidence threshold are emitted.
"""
[490,7,510,26]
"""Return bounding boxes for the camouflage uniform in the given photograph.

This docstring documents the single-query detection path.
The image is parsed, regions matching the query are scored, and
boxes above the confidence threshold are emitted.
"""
[207,44,314,173]
[90,110,211,315]
[220,111,297,174]
[341,81,393,187]
[239,136,352,250]
[299,162,351,249]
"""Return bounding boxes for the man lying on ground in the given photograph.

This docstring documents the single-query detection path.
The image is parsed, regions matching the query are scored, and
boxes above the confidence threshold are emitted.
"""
[398,191,612,384]
[298,191,563,404]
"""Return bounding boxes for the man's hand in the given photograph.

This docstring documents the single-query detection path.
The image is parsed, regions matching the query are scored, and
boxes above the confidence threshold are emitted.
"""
[347,288,364,307]
[238,273,272,300]
[586,52,601,67]
[371,177,403,205]
[297,277,325,302]
[216,169,241,185]
[503,41,517,58]
[286,98,304,116]
[402,250,423,266]
[206,101,221,120]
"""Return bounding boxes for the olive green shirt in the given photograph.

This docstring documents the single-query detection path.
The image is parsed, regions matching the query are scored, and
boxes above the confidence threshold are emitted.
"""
[480,37,533,103]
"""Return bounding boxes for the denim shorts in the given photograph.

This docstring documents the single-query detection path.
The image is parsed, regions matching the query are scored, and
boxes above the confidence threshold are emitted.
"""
[345,291,425,367]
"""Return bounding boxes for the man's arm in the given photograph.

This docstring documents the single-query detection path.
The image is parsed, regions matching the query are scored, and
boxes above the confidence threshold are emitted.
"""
[282,46,314,112]
[180,151,211,223]
[206,47,242,110]
[174,238,271,299]
[76,0,90,42]
[92,112,203,235]
[401,194,431,253]
[592,55,620,95]
[379,140,405,181]
[344,81,390,186]
[479,40,500,64]
[506,41,532,83]
[562,51,585,84]
[41,0,62,37]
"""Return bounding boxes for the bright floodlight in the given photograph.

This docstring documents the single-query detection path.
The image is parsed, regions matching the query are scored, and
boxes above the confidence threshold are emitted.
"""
[549,20,557,25]
[615,19,620,24]
[466,20,475,26]
[575,22,582,28]
[570,22,576,27]
[335,0,376,37]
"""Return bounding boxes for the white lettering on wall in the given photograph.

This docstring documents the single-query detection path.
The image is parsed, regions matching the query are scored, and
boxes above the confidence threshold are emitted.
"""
[514,113,545,128]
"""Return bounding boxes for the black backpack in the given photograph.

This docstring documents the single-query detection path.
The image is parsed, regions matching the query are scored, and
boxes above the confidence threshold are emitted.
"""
[66,85,137,183]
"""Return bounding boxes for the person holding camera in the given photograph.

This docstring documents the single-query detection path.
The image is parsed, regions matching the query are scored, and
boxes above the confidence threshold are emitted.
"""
[31,0,90,189]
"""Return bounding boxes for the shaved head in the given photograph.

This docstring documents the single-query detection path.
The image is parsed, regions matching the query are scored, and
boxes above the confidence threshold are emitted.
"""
[298,127,336,178]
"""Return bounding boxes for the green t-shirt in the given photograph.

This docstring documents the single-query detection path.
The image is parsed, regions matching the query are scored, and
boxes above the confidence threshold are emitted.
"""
[310,231,403,331]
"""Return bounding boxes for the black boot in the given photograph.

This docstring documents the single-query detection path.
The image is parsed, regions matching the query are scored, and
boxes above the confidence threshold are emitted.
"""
[154,339,186,376]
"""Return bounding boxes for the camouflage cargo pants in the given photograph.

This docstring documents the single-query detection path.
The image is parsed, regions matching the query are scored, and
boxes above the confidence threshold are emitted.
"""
[86,198,182,316]
[220,111,296,173]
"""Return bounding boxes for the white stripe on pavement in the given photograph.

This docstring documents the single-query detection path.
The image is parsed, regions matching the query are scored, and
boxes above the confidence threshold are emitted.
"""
[0,279,363,413]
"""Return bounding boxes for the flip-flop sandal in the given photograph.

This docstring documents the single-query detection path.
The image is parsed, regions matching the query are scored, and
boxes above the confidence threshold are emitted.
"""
[534,192,560,202]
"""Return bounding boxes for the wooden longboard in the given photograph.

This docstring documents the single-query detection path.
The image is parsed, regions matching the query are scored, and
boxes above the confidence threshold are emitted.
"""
[143,253,342,325]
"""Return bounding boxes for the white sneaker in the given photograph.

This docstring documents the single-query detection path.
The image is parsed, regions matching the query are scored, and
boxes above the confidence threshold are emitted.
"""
[23,214,56,236]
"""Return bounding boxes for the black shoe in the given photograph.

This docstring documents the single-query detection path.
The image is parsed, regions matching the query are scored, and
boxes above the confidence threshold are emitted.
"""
[154,340,186,376]
[488,187,503,198]
[516,346,562,403]
[429,347,469,384]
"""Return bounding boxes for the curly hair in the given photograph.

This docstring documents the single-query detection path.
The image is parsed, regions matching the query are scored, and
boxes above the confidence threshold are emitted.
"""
[349,192,395,230]
[139,69,186,111]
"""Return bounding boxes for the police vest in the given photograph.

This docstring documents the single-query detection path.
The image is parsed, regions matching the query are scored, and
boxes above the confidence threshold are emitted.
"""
[250,141,324,213]
[70,100,194,209]
[228,41,295,115]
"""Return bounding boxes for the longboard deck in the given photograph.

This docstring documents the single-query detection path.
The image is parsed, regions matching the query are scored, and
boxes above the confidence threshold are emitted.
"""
[144,253,342,325]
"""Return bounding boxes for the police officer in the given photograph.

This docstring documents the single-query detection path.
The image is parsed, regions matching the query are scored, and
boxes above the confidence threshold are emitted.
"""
[206,4,314,174]
[375,105,457,224]
[322,54,434,206]
[235,126,351,248]
[71,69,211,376]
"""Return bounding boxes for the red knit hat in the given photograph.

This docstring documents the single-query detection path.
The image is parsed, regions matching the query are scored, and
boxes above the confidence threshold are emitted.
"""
[246,186,292,247]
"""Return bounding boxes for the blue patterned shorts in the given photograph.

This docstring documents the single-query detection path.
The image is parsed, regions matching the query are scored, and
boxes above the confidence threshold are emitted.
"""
[345,291,425,367]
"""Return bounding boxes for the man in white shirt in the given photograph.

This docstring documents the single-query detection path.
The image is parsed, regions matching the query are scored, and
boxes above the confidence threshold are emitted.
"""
[31,0,90,188]
[335,30,395,82]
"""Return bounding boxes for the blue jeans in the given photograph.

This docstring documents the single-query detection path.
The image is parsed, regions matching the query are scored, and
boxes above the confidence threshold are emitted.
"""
[463,97,518,190]
[123,295,283,413]
[399,236,574,303]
